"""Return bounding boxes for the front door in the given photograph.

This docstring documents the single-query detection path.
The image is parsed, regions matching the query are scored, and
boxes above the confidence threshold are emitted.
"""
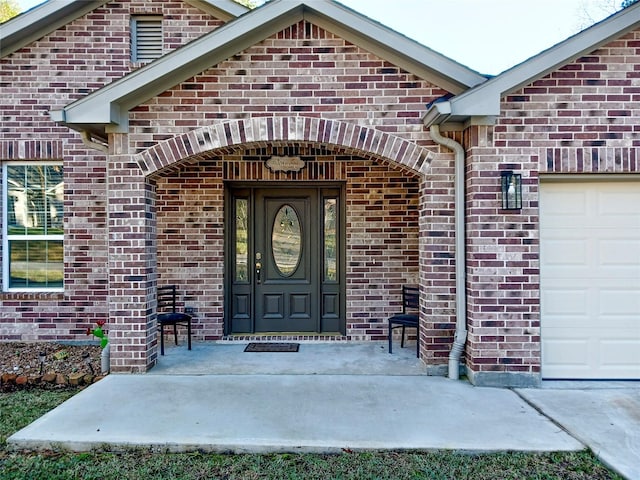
[226,185,344,334]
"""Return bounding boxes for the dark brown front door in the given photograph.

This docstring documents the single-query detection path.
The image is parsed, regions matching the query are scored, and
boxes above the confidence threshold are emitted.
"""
[226,185,344,334]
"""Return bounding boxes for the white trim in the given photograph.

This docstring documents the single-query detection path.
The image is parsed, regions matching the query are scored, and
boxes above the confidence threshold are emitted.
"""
[453,3,640,115]
[2,161,65,293]
[0,0,247,58]
[424,2,640,125]
[0,1,109,58]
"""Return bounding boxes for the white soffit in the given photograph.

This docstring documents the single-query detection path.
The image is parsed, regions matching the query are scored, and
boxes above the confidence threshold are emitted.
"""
[186,0,250,21]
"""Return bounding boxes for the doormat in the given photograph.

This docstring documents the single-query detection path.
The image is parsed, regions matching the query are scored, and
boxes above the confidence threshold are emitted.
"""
[244,342,300,352]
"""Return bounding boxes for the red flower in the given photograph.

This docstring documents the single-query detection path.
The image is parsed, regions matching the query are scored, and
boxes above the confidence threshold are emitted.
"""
[96,320,106,327]
[86,328,92,335]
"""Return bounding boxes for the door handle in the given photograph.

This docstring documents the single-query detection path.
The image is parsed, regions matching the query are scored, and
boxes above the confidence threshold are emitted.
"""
[255,262,262,284]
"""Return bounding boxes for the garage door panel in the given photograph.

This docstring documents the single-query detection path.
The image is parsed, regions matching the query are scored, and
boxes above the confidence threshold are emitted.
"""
[542,190,587,217]
[600,340,640,369]
[599,240,640,270]
[541,289,589,317]
[593,212,640,228]
[541,180,640,380]
[544,317,639,335]
[597,190,640,217]
[542,337,590,366]
[544,335,640,379]
[599,289,640,318]
[542,239,587,266]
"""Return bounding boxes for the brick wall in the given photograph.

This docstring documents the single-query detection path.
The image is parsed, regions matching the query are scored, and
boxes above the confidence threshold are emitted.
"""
[0,0,225,343]
[126,18,446,359]
[153,147,420,342]
[8,2,636,378]
[463,29,640,384]
[129,20,446,153]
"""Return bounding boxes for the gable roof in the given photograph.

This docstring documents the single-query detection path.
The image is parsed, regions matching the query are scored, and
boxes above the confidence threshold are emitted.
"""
[49,0,488,140]
[423,2,640,127]
[0,0,249,58]
[0,0,108,58]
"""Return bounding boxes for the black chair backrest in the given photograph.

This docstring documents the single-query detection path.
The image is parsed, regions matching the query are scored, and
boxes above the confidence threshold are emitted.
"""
[157,285,177,313]
[402,286,419,314]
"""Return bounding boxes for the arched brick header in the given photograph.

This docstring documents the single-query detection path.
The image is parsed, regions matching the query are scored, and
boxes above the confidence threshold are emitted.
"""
[135,117,433,176]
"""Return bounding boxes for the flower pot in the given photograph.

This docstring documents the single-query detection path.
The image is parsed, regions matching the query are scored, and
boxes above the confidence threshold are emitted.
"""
[101,345,110,374]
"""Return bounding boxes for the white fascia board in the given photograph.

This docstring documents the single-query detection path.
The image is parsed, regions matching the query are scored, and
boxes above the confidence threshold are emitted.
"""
[56,1,305,127]
[186,0,250,21]
[421,101,451,127]
[0,0,108,58]
[450,3,640,118]
[305,1,487,93]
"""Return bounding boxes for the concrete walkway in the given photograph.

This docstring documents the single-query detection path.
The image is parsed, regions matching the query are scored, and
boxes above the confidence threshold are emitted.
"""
[7,342,640,479]
[517,384,640,480]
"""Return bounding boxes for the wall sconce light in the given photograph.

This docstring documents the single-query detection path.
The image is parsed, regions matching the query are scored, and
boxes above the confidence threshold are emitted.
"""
[500,171,522,210]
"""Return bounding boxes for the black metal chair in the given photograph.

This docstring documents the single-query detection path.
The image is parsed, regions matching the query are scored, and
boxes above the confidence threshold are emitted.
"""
[388,285,420,357]
[157,285,192,355]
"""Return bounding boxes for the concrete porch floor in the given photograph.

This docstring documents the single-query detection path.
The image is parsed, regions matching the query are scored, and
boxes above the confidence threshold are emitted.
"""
[148,341,427,376]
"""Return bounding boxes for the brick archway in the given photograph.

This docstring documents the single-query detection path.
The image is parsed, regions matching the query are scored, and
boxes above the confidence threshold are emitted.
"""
[128,116,447,372]
[135,117,433,176]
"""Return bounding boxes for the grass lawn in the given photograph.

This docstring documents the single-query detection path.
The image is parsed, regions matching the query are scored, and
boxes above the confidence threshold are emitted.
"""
[0,388,623,480]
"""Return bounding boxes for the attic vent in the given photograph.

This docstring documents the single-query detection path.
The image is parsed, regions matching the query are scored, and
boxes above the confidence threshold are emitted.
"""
[131,16,163,62]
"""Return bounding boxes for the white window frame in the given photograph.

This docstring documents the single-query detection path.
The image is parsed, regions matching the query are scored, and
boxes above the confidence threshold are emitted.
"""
[131,15,163,63]
[2,162,64,293]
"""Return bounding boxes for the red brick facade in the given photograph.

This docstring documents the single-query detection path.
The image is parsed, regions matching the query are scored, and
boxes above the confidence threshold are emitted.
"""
[154,150,420,344]
[463,29,640,385]
[1,1,639,384]
[0,0,224,365]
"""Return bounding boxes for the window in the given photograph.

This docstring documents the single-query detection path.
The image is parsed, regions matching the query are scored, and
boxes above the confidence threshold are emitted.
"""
[3,163,64,291]
[323,197,338,282]
[131,16,163,62]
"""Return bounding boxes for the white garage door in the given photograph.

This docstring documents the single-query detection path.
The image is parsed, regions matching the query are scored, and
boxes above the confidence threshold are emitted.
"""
[540,180,640,379]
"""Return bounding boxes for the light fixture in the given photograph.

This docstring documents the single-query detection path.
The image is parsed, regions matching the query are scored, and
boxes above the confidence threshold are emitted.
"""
[83,352,95,375]
[38,351,46,374]
[500,171,522,210]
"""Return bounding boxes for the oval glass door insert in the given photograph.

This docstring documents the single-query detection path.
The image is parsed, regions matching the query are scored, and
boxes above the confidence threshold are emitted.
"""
[272,205,302,276]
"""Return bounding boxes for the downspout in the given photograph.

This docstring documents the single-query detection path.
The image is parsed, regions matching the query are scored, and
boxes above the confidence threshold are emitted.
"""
[429,125,468,380]
[80,130,109,154]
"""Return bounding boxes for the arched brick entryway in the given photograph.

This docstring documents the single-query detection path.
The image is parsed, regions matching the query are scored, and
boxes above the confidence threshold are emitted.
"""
[135,117,433,176]
[114,117,455,373]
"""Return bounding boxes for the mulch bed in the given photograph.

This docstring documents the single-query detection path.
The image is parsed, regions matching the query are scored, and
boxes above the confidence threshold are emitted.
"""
[0,342,105,391]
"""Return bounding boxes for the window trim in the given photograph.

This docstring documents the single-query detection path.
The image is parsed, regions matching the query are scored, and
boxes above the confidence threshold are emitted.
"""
[2,162,64,293]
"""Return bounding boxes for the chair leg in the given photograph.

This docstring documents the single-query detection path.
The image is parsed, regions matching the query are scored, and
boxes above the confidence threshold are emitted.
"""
[400,325,406,348]
[160,324,165,356]
[173,324,178,346]
[416,328,420,358]
[388,321,393,354]
[187,319,192,351]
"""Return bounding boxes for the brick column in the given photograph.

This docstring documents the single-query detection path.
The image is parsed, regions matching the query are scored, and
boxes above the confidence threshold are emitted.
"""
[418,156,457,374]
[107,133,157,373]
[464,125,541,387]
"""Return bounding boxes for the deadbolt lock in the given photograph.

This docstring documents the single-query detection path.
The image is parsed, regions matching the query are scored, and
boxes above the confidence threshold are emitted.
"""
[255,260,262,283]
